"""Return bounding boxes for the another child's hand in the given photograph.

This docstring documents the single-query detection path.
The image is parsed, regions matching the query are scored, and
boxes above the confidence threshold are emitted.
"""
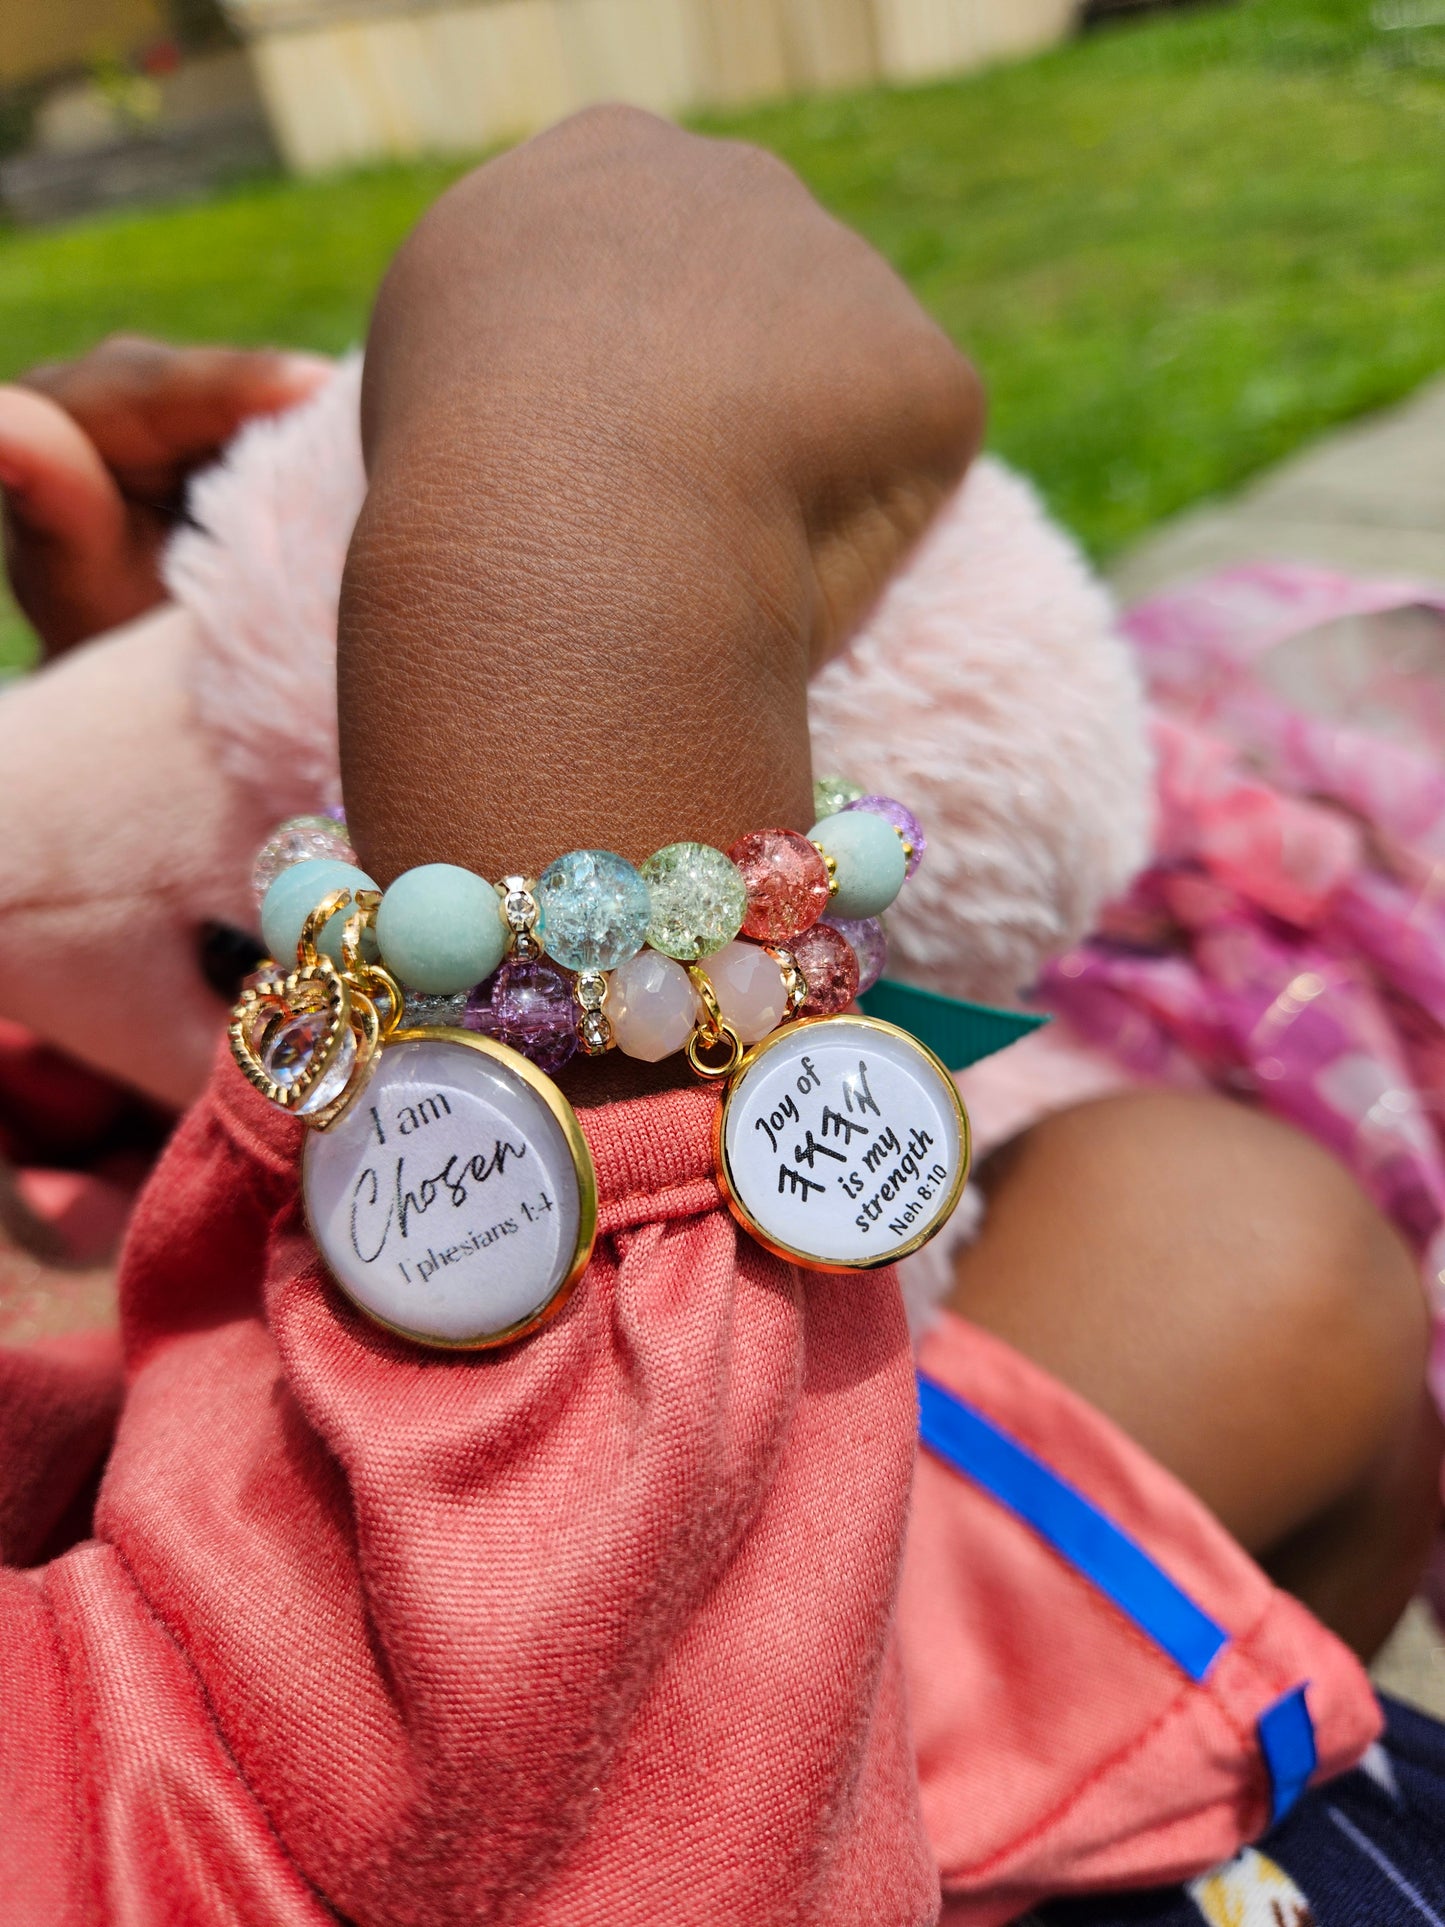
[0,336,330,657]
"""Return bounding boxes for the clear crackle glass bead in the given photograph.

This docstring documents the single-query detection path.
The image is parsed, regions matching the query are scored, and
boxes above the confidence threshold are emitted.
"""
[251,815,357,905]
[536,849,652,973]
[467,958,578,1076]
[824,915,888,994]
[641,842,747,962]
[401,989,471,1031]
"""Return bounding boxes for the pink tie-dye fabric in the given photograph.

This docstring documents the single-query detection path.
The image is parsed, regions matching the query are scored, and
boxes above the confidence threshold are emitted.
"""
[1038,564,1445,1410]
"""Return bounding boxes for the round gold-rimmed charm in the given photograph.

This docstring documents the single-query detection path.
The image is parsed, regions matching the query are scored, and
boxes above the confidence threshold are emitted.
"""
[713,1014,970,1272]
[301,1026,598,1349]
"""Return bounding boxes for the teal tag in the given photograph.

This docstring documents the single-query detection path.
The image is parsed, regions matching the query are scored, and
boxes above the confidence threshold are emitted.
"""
[857,978,1047,1072]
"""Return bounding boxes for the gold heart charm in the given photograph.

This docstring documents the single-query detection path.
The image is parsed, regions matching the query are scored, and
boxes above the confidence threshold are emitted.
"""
[229,956,380,1129]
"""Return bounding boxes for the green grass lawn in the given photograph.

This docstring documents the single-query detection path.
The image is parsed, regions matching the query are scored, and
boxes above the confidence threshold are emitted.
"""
[4,0,1445,669]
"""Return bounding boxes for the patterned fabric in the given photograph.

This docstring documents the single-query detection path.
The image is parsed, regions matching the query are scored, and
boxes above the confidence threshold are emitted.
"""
[1036,565,1445,1418]
[1041,1695,1445,1927]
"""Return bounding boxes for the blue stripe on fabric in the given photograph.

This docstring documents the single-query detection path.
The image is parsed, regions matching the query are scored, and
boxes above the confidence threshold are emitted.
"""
[1259,1685,1317,1825]
[916,1373,1230,1684]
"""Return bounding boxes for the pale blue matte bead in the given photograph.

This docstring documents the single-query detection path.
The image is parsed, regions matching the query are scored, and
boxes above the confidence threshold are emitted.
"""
[375,864,507,995]
[262,858,378,969]
[808,810,907,920]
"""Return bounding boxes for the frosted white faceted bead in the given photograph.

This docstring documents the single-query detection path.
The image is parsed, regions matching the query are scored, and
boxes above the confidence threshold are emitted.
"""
[704,940,789,1045]
[610,950,699,1062]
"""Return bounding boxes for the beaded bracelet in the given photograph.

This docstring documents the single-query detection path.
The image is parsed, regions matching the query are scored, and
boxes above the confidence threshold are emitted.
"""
[249,777,924,1078]
[230,779,969,1353]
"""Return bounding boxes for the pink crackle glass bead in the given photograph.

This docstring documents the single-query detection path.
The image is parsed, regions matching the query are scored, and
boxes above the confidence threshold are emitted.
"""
[824,915,887,994]
[465,958,577,1076]
[792,921,861,1016]
[728,828,831,944]
[845,795,926,879]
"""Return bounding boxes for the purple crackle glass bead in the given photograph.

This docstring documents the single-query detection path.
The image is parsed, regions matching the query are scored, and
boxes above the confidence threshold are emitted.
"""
[824,914,888,994]
[845,795,926,879]
[463,970,503,1037]
[468,957,577,1075]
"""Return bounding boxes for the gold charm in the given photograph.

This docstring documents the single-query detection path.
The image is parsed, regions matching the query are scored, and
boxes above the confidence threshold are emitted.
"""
[713,1013,970,1272]
[302,1027,599,1348]
[228,887,384,1129]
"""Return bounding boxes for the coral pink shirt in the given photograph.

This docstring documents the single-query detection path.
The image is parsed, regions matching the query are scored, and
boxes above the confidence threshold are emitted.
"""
[0,1048,1378,1923]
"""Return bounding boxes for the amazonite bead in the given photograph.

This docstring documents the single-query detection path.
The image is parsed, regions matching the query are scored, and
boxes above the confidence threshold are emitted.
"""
[261,858,378,968]
[376,864,507,995]
[809,810,907,920]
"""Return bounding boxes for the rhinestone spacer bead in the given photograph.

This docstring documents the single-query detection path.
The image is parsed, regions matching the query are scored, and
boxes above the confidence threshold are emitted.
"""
[499,875,543,961]
[575,968,609,1014]
[575,970,613,1055]
[765,945,809,1017]
[579,1010,613,1055]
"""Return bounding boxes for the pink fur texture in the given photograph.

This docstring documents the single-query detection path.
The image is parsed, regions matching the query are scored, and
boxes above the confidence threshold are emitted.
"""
[169,356,366,819]
[169,361,1151,1006]
[811,463,1152,1005]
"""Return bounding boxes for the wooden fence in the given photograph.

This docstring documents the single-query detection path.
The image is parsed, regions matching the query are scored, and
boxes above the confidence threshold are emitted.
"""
[0,0,165,87]
[222,0,1078,172]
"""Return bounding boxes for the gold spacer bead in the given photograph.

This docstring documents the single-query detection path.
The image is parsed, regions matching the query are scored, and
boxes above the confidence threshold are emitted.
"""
[811,842,840,898]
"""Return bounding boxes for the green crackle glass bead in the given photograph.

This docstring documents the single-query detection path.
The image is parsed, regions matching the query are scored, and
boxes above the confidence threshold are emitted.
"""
[812,774,865,820]
[641,842,747,962]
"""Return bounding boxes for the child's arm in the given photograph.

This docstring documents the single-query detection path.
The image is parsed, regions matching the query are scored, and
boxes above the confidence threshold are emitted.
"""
[342,105,981,924]
[0,111,979,1926]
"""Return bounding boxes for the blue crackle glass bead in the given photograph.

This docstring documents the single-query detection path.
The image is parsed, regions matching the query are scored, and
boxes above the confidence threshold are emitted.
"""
[536,849,652,973]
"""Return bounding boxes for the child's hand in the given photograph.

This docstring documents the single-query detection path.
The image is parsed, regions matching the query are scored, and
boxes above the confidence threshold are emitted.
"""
[0,336,331,657]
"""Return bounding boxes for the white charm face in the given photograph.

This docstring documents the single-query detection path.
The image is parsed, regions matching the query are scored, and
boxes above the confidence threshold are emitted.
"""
[717,1016,970,1271]
[302,1030,596,1346]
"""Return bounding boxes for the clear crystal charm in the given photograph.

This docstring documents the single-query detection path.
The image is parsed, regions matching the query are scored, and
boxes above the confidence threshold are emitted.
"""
[261,1009,358,1116]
